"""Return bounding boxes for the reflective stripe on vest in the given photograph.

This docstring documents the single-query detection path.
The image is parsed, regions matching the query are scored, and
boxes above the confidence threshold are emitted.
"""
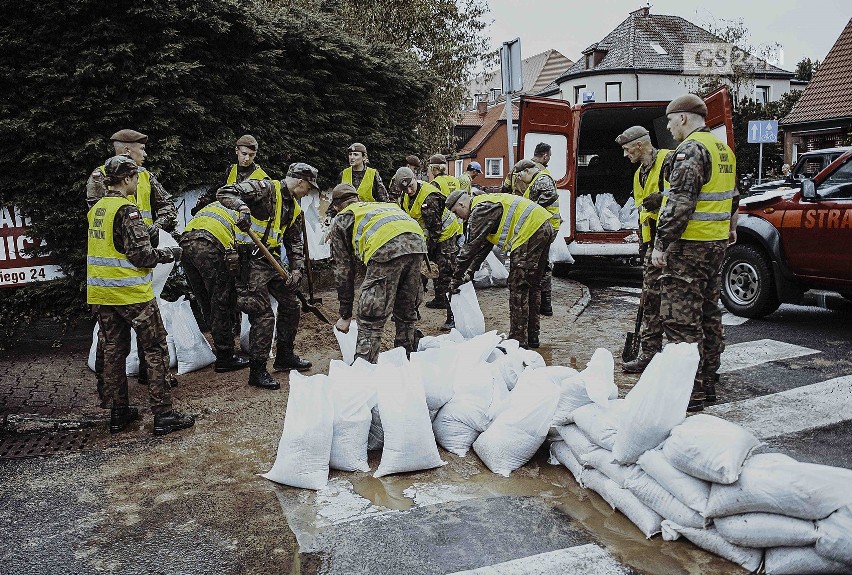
[87,196,154,305]
[232,180,302,250]
[432,175,460,197]
[523,169,561,232]
[401,181,463,243]
[679,131,736,241]
[227,164,269,185]
[471,193,552,252]
[633,149,671,243]
[342,167,378,202]
[185,202,239,249]
[342,202,424,264]
[99,165,153,225]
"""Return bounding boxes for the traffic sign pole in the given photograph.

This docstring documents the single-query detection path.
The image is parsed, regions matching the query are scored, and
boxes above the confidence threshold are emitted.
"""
[758,142,764,185]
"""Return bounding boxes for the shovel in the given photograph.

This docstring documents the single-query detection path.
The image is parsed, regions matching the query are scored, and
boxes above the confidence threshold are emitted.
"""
[247,229,331,324]
[622,291,644,363]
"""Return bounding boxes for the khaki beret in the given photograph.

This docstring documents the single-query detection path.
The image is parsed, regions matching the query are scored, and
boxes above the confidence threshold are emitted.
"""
[347,142,367,154]
[445,189,467,211]
[110,129,148,144]
[331,183,358,202]
[512,159,537,173]
[405,154,421,168]
[393,167,416,190]
[104,154,139,180]
[428,154,447,165]
[615,126,650,146]
[235,134,258,150]
[287,162,320,189]
[666,94,707,117]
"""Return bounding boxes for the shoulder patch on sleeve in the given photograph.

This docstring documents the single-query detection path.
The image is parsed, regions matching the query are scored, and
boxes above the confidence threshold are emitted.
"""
[676,153,687,161]
[128,210,141,220]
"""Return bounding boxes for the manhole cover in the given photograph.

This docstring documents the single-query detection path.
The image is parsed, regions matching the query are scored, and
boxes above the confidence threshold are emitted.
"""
[0,430,99,459]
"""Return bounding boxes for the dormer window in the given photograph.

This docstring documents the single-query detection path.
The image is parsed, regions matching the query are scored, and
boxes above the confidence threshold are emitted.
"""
[650,42,668,55]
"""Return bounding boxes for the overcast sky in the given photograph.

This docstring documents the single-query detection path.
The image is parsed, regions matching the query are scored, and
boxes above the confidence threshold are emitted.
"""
[483,0,850,74]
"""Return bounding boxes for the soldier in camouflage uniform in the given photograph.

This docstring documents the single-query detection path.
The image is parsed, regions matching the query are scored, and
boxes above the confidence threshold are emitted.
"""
[86,129,178,396]
[456,161,482,193]
[393,167,463,330]
[217,163,318,389]
[652,94,739,411]
[340,143,389,203]
[616,126,675,373]
[447,190,555,348]
[87,155,193,436]
[329,184,427,363]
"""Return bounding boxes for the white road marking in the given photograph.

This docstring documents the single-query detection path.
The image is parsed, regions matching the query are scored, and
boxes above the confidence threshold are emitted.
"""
[611,286,642,294]
[446,544,633,575]
[719,339,820,374]
[706,375,852,439]
[722,312,750,326]
[617,296,641,305]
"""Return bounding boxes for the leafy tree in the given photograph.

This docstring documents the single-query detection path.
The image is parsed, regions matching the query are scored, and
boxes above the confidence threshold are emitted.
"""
[794,57,820,81]
[731,90,802,182]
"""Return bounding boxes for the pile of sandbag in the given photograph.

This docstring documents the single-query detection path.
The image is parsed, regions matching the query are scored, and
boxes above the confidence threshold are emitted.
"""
[575,194,639,232]
[473,250,509,289]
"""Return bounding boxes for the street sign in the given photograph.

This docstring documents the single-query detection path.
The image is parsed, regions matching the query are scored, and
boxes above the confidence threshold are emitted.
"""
[748,120,778,143]
[500,38,523,95]
[582,91,595,103]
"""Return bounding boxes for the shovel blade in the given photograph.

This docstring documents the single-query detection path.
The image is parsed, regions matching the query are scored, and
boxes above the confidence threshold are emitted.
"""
[622,332,640,363]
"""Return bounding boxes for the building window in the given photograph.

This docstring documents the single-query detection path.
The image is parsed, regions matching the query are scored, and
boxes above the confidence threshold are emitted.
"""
[454,159,463,176]
[606,82,622,102]
[754,85,770,105]
[512,124,519,144]
[574,85,586,104]
[585,54,592,70]
[485,158,503,178]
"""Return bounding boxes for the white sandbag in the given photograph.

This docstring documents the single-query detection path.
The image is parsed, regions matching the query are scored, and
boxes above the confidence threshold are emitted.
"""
[637,448,711,515]
[373,360,445,478]
[556,424,600,463]
[583,469,663,539]
[449,281,485,338]
[572,399,626,451]
[416,328,465,351]
[170,296,216,374]
[166,334,177,369]
[158,298,178,369]
[410,347,456,413]
[715,513,818,548]
[151,229,177,297]
[490,343,525,391]
[333,319,359,365]
[432,365,495,456]
[487,250,509,281]
[87,322,99,372]
[624,472,706,529]
[261,372,333,490]
[706,453,852,520]
[125,330,140,376]
[765,546,851,575]
[816,506,852,566]
[240,298,278,356]
[551,373,592,425]
[661,521,763,573]
[663,413,761,484]
[327,360,376,472]
[300,191,331,260]
[580,448,643,488]
[576,195,603,232]
[595,193,622,231]
[549,234,575,264]
[581,348,618,408]
[472,375,560,476]
[613,342,699,465]
[619,197,639,229]
[549,440,584,484]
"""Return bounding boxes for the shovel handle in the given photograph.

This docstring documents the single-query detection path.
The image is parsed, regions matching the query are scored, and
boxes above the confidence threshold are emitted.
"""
[247,229,290,282]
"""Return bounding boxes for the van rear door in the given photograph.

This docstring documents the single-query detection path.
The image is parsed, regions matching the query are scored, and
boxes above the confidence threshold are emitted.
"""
[517,96,575,241]
[703,86,735,150]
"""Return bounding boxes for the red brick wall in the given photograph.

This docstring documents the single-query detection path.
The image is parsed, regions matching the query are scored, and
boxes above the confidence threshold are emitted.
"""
[451,122,516,189]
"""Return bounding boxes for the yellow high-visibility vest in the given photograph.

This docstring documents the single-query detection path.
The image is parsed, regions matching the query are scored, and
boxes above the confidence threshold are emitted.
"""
[677,131,736,241]
[233,180,302,250]
[432,174,460,197]
[633,149,671,243]
[471,193,552,251]
[99,165,153,225]
[342,167,378,202]
[523,168,561,232]
[86,196,154,305]
[185,202,240,249]
[401,181,463,243]
[227,164,270,185]
[341,202,424,264]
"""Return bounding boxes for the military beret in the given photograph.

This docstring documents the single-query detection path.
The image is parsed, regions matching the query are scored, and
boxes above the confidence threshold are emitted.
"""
[445,189,467,211]
[104,154,139,180]
[235,134,258,150]
[666,94,707,117]
[405,154,421,168]
[393,167,416,190]
[512,159,537,173]
[347,142,367,154]
[330,183,359,203]
[615,126,650,145]
[428,154,447,165]
[287,162,320,189]
[110,129,148,144]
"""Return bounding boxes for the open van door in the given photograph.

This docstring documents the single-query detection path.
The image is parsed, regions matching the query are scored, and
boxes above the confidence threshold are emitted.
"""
[703,86,735,151]
[517,96,576,241]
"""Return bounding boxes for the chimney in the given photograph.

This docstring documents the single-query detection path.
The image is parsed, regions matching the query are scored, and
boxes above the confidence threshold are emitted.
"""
[630,4,650,18]
[477,97,488,116]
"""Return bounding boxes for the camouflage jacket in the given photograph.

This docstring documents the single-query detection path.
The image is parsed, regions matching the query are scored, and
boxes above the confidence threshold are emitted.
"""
[525,172,558,208]
[100,191,176,268]
[402,183,447,251]
[454,201,504,281]
[86,166,177,232]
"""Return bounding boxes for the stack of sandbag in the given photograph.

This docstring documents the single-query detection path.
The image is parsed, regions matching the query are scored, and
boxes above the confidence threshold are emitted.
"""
[594,193,623,231]
[575,195,603,232]
[619,197,639,229]
[473,250,509,289]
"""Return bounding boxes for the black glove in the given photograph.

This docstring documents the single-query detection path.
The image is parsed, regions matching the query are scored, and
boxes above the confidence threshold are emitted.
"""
[148,224,160,248]
[447,280,461,301]
[167,246,182,262]
[642,192,663,212]
[236,209,252,232]
[286,269,303,288]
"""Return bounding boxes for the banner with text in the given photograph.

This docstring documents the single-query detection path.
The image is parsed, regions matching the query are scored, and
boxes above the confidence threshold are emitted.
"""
[0,205,64,287]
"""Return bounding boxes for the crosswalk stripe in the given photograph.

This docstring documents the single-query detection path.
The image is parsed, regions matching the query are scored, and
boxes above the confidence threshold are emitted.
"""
[706,375,852,439]
[445,544,633,575]
[719,339,820,373]
[617,296,641,305]
[611,286,642,294]
[722,311,750,326]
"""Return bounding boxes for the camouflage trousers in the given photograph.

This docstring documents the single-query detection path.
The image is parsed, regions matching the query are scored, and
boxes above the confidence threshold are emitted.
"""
[94,300,172,415]
[639,244,664,356]
[660,239,727,378]
[355,253,424,363]
[508,223,555,346]
[541,262,553,295]
[431,236,460,298]
[180,234,237,357]
[238,257,301,363]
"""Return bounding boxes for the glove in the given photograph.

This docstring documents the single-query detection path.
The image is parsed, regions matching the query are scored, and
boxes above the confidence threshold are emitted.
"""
[286,269,303,288]
[447,280,461,301]
[147,224,160,248]
[642,192,663,212]
[236,209,252,232]
[167,246,182,262]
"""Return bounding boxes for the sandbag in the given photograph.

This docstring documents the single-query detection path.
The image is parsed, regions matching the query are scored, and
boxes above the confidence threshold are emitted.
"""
[765,546,851,575]
[416,328,465,351]
[663,413,761,484]
[432,364,495,456]
[300,191,331,260]
[240,298,278,356]
[169,296,216,374]
[487,250,509,281]
[549,440,584,484]
[551,372,592,425]
[580,448,642,488]
[327,359,376,472]
[576,195,603,232]
[715,513,818,548]
[582,469,663,539]
[449,281,486,338]
[556,424,600,463]
[549,234,574,264]
[152,229,177,297]
[581,348,618,408]
[595,193,622,231]
[624,472,706,529]
[619,197,639,229]
[612,342,699,465]
[261,372,333,490]
[816,506,852,566]
[572,399,626,451]
[158,299,178,369]
[333,319,359,366]
[706,453,852,520]
[637,448,711,515]
[410,347,456,414]
[661,521,763,573]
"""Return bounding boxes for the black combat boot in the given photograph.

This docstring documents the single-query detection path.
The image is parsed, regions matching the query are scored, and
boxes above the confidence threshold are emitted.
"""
[527,334,541,349]
[214,351,251,373]
[440,308,455,331]
[110,406,140,434]
[539,291,553,316]
[622,353,654,374]
[153,410,195,436]
[273,351,312,372]
[249,360,281,389]
[137,367,148,385]
[703,373,718,404]
[687,386,706,412]
[425,294,449,309]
